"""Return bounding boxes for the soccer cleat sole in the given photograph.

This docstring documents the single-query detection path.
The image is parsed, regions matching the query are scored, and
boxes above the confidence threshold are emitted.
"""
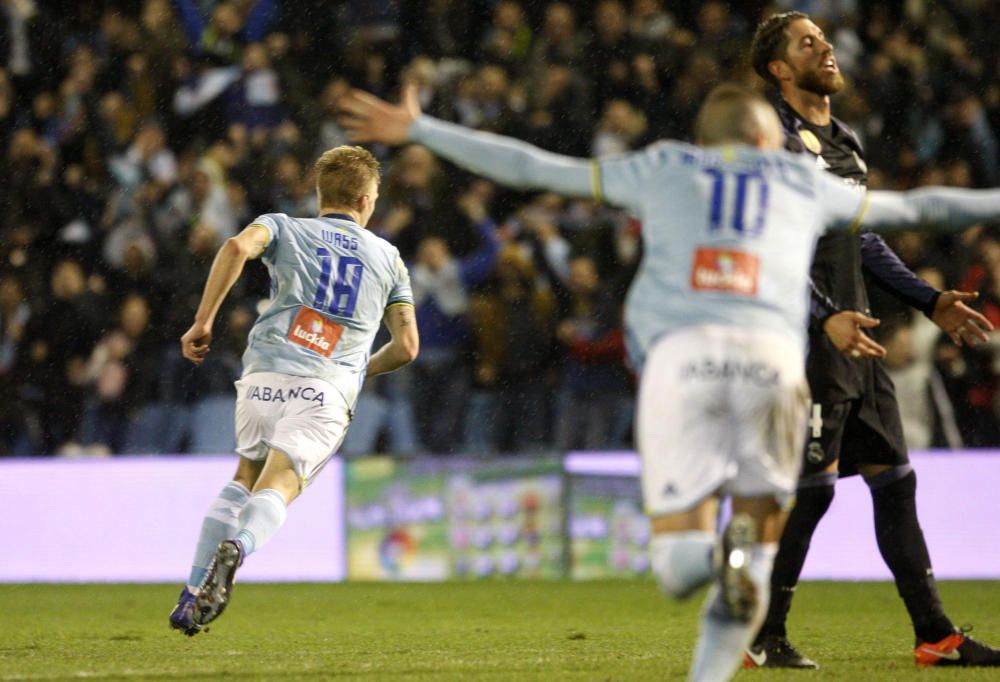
[169,619,202,637]
[719,514,758,623]
[193,542,241,626]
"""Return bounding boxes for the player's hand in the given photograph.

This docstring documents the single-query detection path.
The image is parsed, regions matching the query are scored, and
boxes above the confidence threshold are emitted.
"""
[181,321,212,366]
[931,290,993,347]
[338,82,421,145]
[823,311,886,359]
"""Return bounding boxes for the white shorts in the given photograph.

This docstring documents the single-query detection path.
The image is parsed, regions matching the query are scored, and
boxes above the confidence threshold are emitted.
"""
[234,372,351,487]
[637,325,810,517]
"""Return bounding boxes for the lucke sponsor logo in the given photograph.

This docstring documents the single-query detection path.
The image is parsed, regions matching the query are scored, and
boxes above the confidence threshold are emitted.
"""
[287,306,343,357]
[690,247,759,296]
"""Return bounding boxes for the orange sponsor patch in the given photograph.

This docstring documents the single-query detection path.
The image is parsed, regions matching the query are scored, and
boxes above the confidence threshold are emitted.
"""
[287,306,343,357]
[690,247,759,296]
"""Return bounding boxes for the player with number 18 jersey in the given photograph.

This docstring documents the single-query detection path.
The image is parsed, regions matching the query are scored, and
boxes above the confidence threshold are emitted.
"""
[242,212,412,407]
[232,211,412,486]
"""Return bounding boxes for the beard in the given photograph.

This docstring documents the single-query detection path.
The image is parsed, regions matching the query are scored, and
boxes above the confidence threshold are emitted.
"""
[795,67,845,96]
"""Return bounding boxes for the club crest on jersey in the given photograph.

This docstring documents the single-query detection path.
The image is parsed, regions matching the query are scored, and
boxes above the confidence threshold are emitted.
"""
[799,129,822,154]
[690,247,759,296]
[287,306,343,357]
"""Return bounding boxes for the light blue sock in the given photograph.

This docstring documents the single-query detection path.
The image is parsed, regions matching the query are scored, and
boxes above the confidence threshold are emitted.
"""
[689,544,776,682]
[234,489,288,558]
[650,531,715,599]
[187,481,250,590]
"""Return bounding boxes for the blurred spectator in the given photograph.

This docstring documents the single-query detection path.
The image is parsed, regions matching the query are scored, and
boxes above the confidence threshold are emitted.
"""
[0,274,29,454]
[409,189,499,453]
[172,0,276,64]
[592,99,647,156]
[2,2,1000,454]
[480,1,533,75]
[15,259,103,454]
[466,243,556,453]
[553,255,631,451]
[527,3,585,79]
[78,293,161,453]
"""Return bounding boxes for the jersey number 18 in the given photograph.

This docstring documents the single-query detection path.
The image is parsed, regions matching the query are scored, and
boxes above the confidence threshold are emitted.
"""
[313,248,364,318]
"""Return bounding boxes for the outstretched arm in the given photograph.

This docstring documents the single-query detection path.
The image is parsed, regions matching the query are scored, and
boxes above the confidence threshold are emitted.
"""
[860,232,992,345]
[860,232,939,316]
[846,187,1000,234]
[339,85,596,199]
[180,224,269,365]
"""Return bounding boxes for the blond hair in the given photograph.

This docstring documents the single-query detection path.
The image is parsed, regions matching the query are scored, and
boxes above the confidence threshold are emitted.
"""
[694,83,773,146]
[314,146,381,207]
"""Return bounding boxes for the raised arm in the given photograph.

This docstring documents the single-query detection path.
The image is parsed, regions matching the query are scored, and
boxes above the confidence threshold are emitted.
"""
[338,85,596,199]
[860,232,939,316]
[408,116,596,198]
[180,224,269,365]
[820,179,997,345]
[842,187,1000,234]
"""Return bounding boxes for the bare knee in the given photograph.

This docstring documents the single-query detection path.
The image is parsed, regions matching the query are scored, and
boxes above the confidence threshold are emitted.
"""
[649,496,719,535]
[252,448,301,504]
[731,496,788,544]
[233,457,265,490]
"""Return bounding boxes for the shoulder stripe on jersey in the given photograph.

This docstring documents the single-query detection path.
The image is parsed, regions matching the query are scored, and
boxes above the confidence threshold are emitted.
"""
[847,193,872,234]
[247,223,272,256]
[589,160,603,203]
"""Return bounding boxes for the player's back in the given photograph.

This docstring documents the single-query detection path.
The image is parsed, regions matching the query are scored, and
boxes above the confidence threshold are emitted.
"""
[613,141,840,370]
[242,212,411,405]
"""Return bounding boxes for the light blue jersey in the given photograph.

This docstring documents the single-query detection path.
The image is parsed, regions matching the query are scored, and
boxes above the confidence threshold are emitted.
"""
[596,141,864,369]
[241,212,413,405]
[409,115,1000,371]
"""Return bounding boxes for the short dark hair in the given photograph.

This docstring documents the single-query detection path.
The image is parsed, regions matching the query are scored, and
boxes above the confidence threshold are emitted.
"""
[750,11,808,87]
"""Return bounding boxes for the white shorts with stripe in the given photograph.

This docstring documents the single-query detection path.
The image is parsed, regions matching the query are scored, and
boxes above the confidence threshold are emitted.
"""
[234,371,350,487]
[637,325,810,517]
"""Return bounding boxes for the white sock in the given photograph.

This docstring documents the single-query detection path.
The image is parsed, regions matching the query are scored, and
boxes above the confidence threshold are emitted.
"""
[689,543,777,682]
[234,489,288,557]
[187,481,250,590]
[649,531,715,599]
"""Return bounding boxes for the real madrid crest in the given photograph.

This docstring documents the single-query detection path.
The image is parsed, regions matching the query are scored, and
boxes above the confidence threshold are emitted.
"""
[806,441,825,464]
[799,129,823,154]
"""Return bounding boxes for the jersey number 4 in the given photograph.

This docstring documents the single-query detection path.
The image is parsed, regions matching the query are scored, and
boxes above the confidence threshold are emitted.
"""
[704,169,769,235]
[313,248,364,318]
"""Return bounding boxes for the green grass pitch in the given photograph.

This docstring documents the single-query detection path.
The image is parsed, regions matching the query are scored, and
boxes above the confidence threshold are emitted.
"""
[2,581,999,680]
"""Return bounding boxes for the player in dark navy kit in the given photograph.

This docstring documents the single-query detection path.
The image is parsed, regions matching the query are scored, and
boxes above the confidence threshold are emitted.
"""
[745,11,1000,670]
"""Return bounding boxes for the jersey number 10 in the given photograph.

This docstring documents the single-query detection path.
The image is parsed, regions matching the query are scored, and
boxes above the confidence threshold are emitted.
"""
[313,248,364,317]
[704,169,769,235]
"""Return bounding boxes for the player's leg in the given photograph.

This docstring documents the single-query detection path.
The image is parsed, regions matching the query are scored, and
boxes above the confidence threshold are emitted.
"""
[193,447,301,629]
[855,367,1000,666]
[639,329,729,604]
[648,498,718,601]
[690,495,788,682]
[859,464,1000,666]
[169,456,263,636]
[746,400,851,669]
[695,342,809,682]
[193,374,351,629]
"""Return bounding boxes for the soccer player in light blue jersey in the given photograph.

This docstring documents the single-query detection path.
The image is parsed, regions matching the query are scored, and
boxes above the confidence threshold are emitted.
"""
[169,146,419,636]
[338,83,1000,681]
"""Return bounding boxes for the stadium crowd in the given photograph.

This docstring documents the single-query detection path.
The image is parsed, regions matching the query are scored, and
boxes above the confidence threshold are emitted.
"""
[1,0,1000,456]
